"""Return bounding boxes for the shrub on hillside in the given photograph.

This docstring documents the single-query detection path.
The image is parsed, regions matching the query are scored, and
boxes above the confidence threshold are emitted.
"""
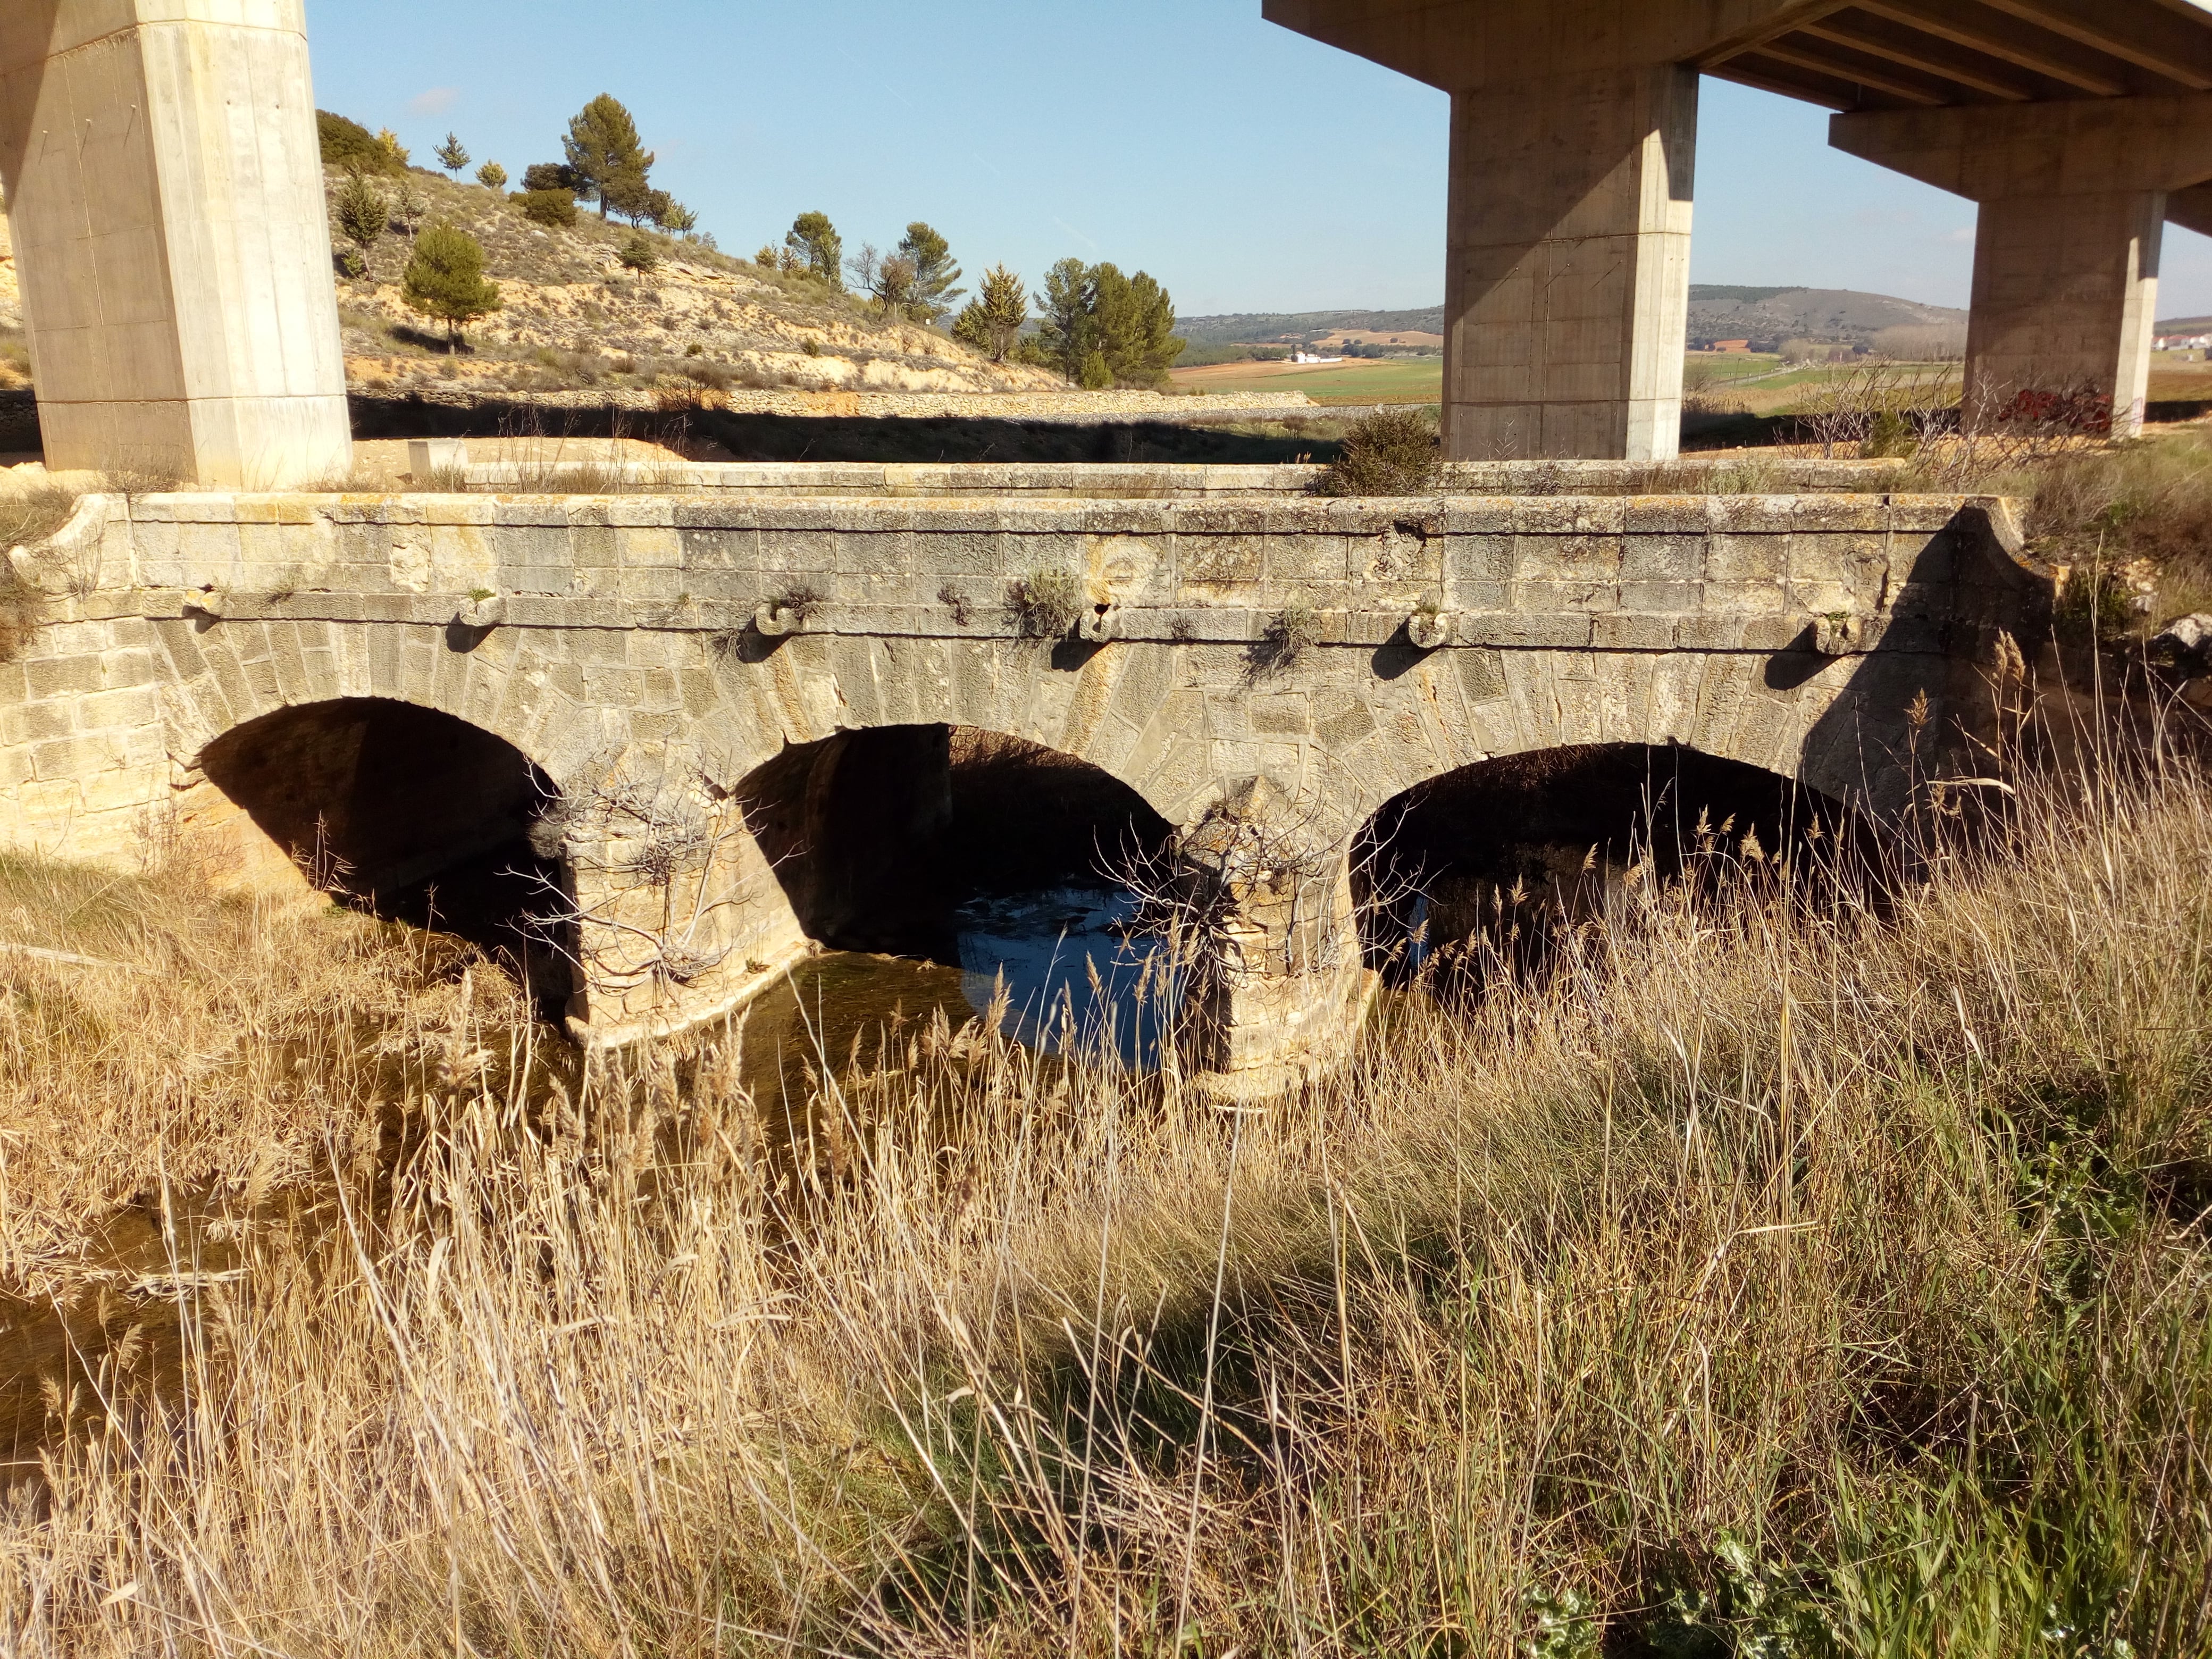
[475,160,508,192]
[618,233,659,273]
[1316,408,1442,496]
[516,189,578,229]
[951,264,1028,363]
[521,162,579,197]
[316,110,404,176]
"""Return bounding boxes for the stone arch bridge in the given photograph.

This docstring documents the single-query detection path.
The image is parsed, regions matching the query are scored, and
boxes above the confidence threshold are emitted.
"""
[1,462,2057,1092]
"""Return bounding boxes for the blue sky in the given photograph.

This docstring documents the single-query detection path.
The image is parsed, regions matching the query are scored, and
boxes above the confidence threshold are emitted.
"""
[303,0,2212,322]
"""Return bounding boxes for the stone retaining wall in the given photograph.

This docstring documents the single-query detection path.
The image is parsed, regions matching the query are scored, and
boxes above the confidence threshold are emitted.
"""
[451,456,1908,498]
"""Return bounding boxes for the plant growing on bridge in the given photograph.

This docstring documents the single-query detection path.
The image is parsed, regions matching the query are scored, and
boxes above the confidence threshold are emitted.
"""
[1316,408,1441,497]
[766,583,825,625]
[1247,602,1322,679]
[1007,567,1083,640]
[401,223,502,349]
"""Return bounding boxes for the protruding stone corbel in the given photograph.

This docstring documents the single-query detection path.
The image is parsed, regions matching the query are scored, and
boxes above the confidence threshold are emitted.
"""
[1812,613,1859,656]
[1077,601,1121,643]
[1406,607,1455,649]
[182,586,226,619]
[754,587,823,637]
[456,592,506,630]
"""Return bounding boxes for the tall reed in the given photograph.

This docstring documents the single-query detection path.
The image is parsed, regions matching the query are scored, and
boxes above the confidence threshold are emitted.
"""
[2,752,2209,1655]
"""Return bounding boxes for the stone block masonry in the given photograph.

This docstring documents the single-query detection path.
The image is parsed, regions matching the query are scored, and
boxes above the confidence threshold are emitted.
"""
[0,467,2059,1091]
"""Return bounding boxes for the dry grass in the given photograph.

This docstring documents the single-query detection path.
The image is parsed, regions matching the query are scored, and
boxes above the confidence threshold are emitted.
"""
[2,751,2210,1655]
[0,483,86,663]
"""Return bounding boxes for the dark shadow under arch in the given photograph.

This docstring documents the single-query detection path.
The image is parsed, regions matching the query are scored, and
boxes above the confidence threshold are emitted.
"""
[735,723,1174,958]
[1354,741,1870,983]
[198,698,574,1009]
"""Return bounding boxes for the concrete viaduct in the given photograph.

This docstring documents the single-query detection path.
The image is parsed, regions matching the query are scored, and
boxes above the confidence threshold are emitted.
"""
[0,3,2206,485]
[1265,0,2212,459]
[0,464,2057,1092]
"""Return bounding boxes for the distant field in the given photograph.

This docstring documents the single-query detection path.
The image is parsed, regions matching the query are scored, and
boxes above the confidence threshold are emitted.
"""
[1169,351,2212,418]
[1171,356,1443,405]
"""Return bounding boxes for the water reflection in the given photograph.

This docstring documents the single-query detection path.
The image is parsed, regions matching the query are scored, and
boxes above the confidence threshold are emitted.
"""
[952,887,1175,1069]
[727,884,1175,1119]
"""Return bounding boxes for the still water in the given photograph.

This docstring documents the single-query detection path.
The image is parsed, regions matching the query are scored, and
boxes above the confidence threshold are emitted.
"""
[732,885,1176,1115]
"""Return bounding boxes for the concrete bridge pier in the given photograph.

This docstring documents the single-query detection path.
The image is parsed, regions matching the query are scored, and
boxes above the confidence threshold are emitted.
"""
[0,1,354,486]
[1444,63,1697,464]
[1832,95,2212,439]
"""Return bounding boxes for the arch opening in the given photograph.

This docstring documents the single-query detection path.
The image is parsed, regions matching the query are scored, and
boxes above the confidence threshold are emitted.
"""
[1354,742,1871,988]
[198,698,575,1010]
[734,724,1177,1067]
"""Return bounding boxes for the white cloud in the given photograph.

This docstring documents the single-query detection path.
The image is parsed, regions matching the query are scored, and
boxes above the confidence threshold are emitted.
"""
[1944,225,1977,245]
[408,87,459,117]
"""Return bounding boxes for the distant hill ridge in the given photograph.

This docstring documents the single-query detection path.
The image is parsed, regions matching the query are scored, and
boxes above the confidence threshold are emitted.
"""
[1179,287,1968,350]
[1175,307,1444,346]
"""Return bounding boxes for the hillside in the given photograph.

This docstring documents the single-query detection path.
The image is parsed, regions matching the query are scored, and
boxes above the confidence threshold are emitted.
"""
[330,169,1059,402]
[1687,285,1967,348]
[1181,287,1971,354]
[1176,306,1446,346]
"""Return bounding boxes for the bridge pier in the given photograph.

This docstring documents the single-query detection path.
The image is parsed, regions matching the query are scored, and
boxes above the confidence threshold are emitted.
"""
[1170,780,1377,1098]
[0,1,353,486]
[1832,95,2212,440]
[1444,64,1697,463]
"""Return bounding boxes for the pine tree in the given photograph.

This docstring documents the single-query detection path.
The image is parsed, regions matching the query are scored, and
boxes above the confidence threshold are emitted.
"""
[475,161,508,191]
[402,223,502,348]
[434,133,470,177]
[951,264,1028,363]
[895,223,964,323]
[563,95,653,220]
[392,174,426,241]
[786,212,842,286]
[1035,258,1095,384]
[1091,265,1184,388]
[331,171,388,277]
[600,165,653,225]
